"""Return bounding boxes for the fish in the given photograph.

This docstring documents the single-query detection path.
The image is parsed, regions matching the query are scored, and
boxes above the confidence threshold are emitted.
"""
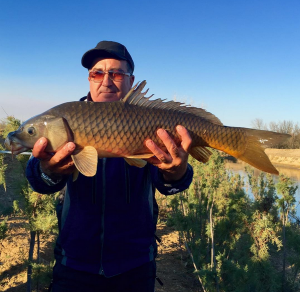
[5,81,290,177]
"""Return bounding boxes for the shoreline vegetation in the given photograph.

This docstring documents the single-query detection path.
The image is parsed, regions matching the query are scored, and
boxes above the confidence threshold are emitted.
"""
[157,152,300,291]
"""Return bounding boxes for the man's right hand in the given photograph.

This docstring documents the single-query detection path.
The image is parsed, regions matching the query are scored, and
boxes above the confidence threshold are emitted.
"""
[32,137,76,179]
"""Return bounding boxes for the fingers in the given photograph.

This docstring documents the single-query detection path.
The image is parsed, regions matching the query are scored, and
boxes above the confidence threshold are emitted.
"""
[32,137,49,159]
[36,141,76,177]
[145,129,179,164]
[146,129,175,164]
[176,125,192,152]
[146,126,191,161]
[145,139,169,165]
[50,143,76,165]
[145,126,191,182]
[157,129,180,158]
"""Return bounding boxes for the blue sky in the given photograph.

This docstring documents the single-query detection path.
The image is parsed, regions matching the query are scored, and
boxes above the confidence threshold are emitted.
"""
[0,0,299,128]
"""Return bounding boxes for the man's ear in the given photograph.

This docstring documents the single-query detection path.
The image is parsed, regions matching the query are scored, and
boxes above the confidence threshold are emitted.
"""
[130,75,135,87]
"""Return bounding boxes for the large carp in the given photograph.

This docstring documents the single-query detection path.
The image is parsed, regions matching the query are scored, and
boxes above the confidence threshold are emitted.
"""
[5,81,290,176]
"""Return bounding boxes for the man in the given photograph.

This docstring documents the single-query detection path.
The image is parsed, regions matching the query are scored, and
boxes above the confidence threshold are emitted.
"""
[26,41,193,292]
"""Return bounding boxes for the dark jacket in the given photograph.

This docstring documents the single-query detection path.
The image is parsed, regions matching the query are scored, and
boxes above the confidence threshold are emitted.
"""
[26,155,193,277]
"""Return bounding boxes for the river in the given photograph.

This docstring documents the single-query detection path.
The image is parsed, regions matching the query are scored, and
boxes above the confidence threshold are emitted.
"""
[225,161,300,217]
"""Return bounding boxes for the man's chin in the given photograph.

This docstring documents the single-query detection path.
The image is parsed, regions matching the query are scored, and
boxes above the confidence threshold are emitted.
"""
[94,93,120,102]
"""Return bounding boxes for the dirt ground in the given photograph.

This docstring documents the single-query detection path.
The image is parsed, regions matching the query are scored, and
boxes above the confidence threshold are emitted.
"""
[0,217,200,292]
[0,217,56,292]
[155,222,200,292]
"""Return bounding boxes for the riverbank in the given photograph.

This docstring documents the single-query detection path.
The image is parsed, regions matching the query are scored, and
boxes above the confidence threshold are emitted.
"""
[225,149,300,181]
[265,149,300,169]
[225,149,300,169]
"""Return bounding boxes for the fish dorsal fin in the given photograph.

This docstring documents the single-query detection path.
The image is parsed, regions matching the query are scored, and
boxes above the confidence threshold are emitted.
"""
[122,81,223,126]
[71,146,98,177]
[122,81,150,103]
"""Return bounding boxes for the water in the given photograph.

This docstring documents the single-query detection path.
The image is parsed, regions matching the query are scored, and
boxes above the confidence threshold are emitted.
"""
[225,161,300,217]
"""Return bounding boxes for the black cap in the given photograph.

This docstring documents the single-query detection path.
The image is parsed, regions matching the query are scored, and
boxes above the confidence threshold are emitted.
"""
[81,41,134,72]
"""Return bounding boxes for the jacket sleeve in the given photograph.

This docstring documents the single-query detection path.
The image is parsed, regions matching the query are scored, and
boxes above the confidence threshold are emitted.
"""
[151,163,193,195]
[26,156,68,194]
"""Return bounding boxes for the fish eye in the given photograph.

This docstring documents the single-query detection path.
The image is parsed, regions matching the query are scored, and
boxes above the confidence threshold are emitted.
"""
[27,127,36,136]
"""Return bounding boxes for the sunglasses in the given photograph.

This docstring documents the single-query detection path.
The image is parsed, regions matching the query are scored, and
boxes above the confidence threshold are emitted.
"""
[89,70,131,83]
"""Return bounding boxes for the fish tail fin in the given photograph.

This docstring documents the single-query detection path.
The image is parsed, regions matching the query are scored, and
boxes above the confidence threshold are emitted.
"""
[228,129,290,175]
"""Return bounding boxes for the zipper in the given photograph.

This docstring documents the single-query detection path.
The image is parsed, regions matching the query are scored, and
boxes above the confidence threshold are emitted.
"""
[99,158,106,275]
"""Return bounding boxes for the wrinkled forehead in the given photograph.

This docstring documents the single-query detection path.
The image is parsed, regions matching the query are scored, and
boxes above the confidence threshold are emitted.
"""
[89,58,129,72]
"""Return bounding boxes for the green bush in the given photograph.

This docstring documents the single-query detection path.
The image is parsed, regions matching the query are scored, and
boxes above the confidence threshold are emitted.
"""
[162,150,299,292]
[0,217,8,240]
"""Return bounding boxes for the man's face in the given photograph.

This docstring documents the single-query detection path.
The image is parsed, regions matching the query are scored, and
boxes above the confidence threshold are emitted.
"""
[88,58,135,102]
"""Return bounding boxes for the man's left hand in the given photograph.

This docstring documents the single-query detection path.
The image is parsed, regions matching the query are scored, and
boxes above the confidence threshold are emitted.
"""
[145,125,192,182]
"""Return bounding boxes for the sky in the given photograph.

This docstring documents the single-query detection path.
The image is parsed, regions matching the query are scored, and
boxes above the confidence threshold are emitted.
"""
[0,0,299,128]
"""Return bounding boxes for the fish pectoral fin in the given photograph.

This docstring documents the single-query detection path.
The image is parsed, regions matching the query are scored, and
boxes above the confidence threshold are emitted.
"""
[189,146,212,163]
[124,156,151,168]
[71,146,98,177]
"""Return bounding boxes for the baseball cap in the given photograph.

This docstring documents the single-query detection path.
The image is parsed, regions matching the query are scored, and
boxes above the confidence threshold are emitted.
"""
[81,41,134,72]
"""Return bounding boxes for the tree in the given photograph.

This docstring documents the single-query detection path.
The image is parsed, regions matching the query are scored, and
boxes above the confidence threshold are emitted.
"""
[0,217,8,242]
[21,187,58,291]
[251,118,267,130]
[276,175,298,292]
[0,116,59,291]
[251,118,300,148]
[1,116,21,138]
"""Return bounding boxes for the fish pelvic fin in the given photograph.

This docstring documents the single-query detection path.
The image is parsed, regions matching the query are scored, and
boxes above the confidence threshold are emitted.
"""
[71,146,98,177]
[72,169,79,182]
[232,129,290,175]
[190,146,212,163]
[124,157,148,168]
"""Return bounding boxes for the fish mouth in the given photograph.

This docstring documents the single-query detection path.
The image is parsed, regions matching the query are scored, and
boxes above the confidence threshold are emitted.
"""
[4,137,29,155]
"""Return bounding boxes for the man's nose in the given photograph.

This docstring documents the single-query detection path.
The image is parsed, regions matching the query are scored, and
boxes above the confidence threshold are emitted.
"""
[101,72,114,86]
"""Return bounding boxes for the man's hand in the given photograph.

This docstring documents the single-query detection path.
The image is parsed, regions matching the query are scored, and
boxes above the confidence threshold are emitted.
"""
[32,137,76,179]
[145,125,192,182]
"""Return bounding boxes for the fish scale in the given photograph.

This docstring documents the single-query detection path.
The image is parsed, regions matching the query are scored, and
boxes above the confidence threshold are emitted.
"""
[5,81,291,176]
